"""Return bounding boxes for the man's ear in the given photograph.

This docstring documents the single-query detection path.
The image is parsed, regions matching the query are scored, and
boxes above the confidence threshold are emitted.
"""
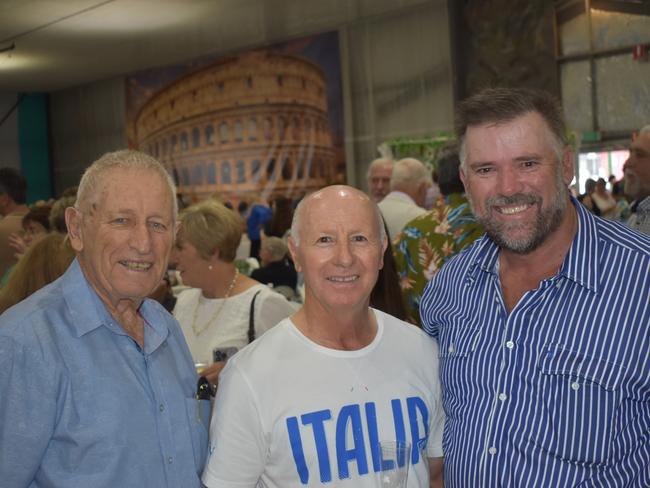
[378,234,388,270]
[561,147,575,185]
[65,207,84,252]
[287,236,302,273]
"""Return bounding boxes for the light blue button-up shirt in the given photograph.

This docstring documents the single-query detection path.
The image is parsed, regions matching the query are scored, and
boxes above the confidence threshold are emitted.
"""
[0,259,209,487]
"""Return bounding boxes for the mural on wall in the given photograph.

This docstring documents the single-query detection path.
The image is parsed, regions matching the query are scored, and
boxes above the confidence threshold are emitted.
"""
[125,32,344,206]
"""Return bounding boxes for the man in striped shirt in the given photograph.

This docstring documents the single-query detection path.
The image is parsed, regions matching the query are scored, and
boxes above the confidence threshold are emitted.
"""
[420,87,650,487]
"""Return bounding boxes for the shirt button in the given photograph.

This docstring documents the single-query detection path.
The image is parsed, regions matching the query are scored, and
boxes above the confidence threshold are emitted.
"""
[498,393,507,401]
[505,341,514,349]
[159,404,165,412]
[167,456,173,464]
[448,344,455,353]
[555,281,562,288]
[571,382,580,391]
[488,447,497,455]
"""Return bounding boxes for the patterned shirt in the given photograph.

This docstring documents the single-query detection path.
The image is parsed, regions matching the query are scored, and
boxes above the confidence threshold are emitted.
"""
[420,199,650,487]
[393,193,483,325]
[627,195,650,235]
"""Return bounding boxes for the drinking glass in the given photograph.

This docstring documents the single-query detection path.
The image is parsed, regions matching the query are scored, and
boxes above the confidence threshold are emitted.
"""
[376,440,411,488]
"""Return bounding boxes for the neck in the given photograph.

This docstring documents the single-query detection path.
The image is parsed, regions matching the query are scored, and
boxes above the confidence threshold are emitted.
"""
[203,263,238,299]
[293,299,376,350]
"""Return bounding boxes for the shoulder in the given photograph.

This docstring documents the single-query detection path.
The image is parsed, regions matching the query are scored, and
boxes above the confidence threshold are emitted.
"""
[228,318,292,365]
[174,287,201,308]
[375,309,438,355]
[594,214,650,257]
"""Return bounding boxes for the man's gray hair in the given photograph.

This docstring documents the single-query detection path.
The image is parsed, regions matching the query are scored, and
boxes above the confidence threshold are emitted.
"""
[390,158,432,191]
[366,158,393,179]
[639,125,650,136]
[76,149,178,221]
[290,189,386,246]
[261,236,289,259]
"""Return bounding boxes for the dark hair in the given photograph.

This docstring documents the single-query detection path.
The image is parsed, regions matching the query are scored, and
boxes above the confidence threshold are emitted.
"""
[370,221,409,323]
[0,168,27,204]
[456,87,567,163]
[22,205,52,231]
[265,197,294,238]
[436,143,465,196]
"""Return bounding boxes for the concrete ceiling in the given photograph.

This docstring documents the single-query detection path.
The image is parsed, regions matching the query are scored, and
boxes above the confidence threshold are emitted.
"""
[0,0,274,92]
[0,0,440,93]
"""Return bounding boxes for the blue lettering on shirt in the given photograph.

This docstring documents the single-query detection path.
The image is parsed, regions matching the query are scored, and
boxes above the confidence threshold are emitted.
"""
[286,397,429,485]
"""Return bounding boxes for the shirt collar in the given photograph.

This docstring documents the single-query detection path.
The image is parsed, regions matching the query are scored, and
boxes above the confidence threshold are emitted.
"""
[467,197,599,292]
[63,259,170,352]
[386,191,418,205]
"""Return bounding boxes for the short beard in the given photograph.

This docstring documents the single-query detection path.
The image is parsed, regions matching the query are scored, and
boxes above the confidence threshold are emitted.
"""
[469,172,568,254]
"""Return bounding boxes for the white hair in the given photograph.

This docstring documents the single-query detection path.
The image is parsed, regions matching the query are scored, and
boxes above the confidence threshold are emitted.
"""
[290,187,386,246]
[390,158,432,191]
[366,158,393,180]
[76,149,177,221]
[639,125,650,136]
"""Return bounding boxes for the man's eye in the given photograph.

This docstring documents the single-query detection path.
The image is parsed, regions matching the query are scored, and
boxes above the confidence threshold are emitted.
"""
[316,236,333,244]
[351,235,368,242]
[112,217,129,225]
[521,160,538,168]
[475,167,492,175]
[149,221,167,231]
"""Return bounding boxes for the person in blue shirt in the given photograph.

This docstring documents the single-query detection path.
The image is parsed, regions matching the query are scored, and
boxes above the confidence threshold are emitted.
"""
[420,88,650,487]
[0,150,208,487]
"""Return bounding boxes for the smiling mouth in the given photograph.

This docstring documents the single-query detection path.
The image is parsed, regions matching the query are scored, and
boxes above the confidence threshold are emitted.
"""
[497,204,532,215]
[119,260,152,271]
[327,275,359,283]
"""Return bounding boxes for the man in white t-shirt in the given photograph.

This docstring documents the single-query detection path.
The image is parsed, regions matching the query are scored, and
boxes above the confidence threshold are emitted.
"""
[202,185,444,488]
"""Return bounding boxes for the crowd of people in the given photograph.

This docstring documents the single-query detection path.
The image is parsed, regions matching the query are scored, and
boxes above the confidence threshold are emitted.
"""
[0,87,648,487]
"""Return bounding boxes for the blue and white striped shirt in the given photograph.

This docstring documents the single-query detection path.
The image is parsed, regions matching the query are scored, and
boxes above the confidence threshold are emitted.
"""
[420,200,650,487]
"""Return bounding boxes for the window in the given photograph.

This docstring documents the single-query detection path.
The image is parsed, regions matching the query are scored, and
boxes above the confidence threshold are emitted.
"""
[236,161,246,183]
[267,158,276,181]
[234,121,243,142]
[162,139,168,156]
[219,122,229,143]
[192,128,200,148]
[263,117,273,141]
[191,164,204,185]
[297,158,305,179]
[205,125,215,145]
[251,160,261,183]
[207,163,217,184]
[221,161,232,184]
[181,167,190,186]
[246,76,253,88]
[292,117,300,140]
[171,134,178,153]
[278,117,286,140]
[281,157,292,180]
[180,132,188,151]
[248,118,257,141]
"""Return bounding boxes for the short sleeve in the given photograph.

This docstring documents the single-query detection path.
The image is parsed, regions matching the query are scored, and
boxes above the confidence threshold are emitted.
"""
[424,336,445,458]
[253,289,297,337]
[201,360,267,487]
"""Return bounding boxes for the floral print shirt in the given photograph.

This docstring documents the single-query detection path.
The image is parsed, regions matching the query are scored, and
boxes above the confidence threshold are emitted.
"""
[393,193,483,325]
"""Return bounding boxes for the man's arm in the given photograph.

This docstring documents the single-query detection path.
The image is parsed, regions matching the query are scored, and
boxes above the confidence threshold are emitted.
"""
[0,336,58,486]
[429,457,444,487]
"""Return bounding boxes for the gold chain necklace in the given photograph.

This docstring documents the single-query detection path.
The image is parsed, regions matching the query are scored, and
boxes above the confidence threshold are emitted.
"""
[191,268,239,336]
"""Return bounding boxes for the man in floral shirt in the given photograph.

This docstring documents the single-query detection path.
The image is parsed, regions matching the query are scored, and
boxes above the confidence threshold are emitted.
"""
[393,147,483,325]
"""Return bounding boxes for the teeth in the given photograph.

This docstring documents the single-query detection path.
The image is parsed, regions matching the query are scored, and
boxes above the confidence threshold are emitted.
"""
[328,275,359,283]
[500,205,528,215]
[120,260,152,271]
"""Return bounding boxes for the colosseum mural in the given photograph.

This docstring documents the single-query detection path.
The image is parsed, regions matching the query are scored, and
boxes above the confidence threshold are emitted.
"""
[126,32,344,206]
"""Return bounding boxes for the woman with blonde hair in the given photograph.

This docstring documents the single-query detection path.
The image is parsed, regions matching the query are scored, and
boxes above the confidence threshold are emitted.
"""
[172,200,296,384]
[0,233,75,314]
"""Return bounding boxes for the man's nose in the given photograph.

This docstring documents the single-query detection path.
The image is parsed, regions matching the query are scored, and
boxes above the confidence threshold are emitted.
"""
[496,167,523,195]
[130,223,153,253]
[334,240,353,266]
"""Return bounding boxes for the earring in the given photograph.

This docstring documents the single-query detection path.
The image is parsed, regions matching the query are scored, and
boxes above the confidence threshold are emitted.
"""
[208,265,213,271]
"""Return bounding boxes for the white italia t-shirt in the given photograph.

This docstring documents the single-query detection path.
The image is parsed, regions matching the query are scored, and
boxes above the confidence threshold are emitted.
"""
[173,284,298,365]
[202,309,445,488]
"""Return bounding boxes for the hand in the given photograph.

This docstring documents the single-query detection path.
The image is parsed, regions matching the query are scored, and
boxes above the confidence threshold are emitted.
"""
[8,233,27,259]
[202,361,226,386]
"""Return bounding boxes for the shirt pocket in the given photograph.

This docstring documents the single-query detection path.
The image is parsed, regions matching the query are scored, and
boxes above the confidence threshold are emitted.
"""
[536,344,624,465]
[185,397,211,472]
[437,324,482,358]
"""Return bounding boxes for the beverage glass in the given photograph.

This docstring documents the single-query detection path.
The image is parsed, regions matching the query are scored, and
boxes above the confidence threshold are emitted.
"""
[376,440,411,487]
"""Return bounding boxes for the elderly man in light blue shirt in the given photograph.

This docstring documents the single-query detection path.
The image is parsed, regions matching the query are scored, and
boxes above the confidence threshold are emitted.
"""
[0,150,208,487]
